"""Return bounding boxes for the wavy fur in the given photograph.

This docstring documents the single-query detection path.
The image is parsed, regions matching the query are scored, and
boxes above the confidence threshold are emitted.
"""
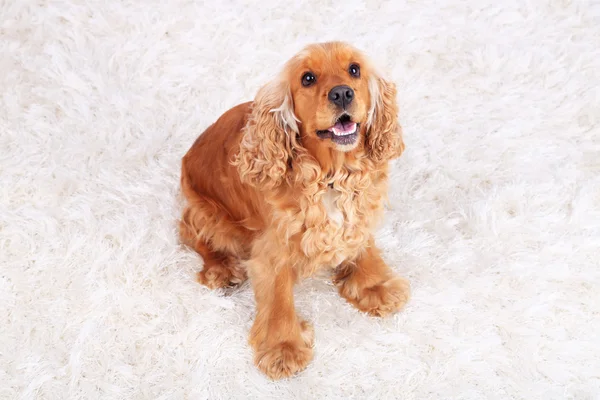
[367,74,405,162]
[234,80,300,189]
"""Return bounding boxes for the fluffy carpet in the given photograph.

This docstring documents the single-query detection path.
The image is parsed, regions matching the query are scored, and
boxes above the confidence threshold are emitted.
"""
[1,0,599,398]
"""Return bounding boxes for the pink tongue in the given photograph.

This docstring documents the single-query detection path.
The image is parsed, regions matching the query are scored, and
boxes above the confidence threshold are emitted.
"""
[332,121,356,134]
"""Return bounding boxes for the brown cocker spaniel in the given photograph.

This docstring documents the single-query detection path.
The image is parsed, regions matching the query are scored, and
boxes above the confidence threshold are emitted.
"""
[179,41,410,379]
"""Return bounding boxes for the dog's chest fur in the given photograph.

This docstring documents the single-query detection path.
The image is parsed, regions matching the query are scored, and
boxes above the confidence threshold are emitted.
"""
[293,176,386,275]
[321,186,344,226]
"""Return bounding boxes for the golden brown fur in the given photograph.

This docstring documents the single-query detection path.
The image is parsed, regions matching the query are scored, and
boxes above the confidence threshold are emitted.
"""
[179,42,409,379]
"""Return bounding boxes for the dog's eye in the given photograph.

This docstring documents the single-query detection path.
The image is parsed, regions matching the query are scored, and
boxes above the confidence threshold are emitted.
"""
[301,72,316,87]
[349,64,360,78]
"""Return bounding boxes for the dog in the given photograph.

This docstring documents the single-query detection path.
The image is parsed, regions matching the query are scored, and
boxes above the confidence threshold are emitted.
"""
[179,41,410,379]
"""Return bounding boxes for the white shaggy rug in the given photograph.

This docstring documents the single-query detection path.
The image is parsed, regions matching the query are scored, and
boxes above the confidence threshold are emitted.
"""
[2,0,599,398]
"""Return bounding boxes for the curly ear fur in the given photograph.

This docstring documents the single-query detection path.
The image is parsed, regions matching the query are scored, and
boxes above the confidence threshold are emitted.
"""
[366,74,405,163]
[234,80,300,189]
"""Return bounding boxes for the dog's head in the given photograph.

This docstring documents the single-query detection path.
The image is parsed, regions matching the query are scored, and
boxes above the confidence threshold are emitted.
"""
[286,42,374,153]
[237,41,404,189]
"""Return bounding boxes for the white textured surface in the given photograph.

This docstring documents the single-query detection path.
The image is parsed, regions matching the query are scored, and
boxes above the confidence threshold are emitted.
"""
[2,1,600,398]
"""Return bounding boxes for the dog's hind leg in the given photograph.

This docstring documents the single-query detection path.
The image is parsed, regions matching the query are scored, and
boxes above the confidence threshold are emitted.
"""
[179,198,249,289]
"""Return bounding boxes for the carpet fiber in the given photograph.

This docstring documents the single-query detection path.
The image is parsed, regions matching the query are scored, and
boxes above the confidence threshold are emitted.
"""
[2,0,599,398]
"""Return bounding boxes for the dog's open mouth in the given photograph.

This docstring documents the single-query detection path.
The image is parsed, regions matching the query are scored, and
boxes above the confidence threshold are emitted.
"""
[316,114,359,146]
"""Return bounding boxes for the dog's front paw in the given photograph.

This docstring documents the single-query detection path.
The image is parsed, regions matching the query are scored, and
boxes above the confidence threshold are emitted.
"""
[253,320,314,380]
[339,275,410,317]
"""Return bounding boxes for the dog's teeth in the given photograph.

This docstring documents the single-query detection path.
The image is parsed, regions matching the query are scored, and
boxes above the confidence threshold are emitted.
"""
[331,126,357,136]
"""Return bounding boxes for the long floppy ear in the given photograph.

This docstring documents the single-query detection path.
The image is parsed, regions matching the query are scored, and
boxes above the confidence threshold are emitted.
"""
[234,79,299,189]
[365,73,405,163]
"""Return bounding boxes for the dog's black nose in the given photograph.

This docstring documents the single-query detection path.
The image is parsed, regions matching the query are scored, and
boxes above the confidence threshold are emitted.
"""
[328,85,354,109]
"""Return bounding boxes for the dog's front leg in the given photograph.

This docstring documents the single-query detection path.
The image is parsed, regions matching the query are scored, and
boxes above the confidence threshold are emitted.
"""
[334,237,411,317]
[247,247,314,380]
